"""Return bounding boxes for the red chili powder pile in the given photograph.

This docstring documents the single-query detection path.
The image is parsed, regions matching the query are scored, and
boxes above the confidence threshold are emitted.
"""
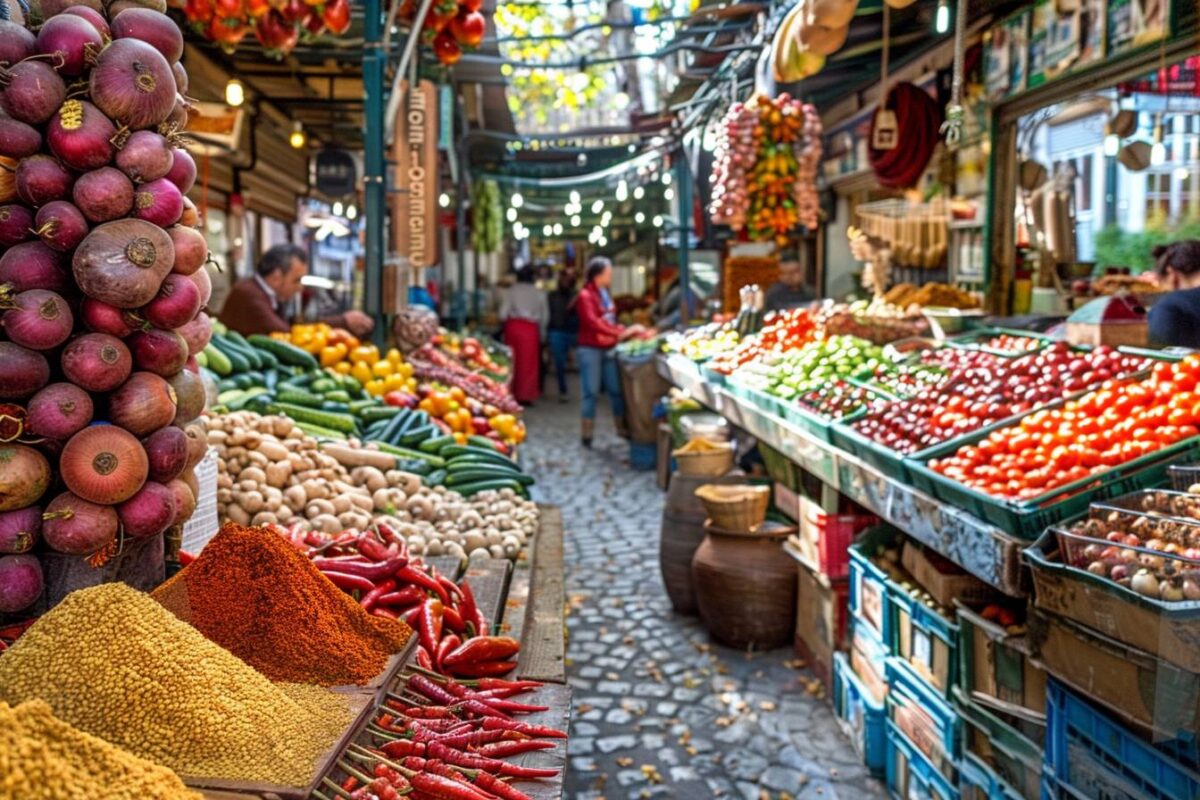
[152,523,412,686]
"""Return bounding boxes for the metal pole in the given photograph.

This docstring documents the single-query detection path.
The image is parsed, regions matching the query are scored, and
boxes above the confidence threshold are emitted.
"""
[363,0,386,347]
[455,178,468,331]
[675,149,692,322]
[384,0,436,144]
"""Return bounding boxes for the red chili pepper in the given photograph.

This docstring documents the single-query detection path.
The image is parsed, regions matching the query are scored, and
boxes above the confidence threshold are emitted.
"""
[442,606,466,634]
[470,678,543,694]
[410,771,493,800]
[447,661,519,679]
[378,585,426,608]
[341,775,361,792]
[436,633,461,674]
[426,728,520,748]
[402,604,424,628]
[385,700,460,718]
[396,565,451,605]
[357,530,398,562]
[479,717,567,739]
[407,674,460,706]
[361,578,397,611]
[470,739,556,758]
[416,646,434,671]
[418,598,444,655]
[372,606,400,620]
[431,567,461,603]
[458,581,481,631]
[472,770,534,800]
[427,741,559,779]
[314,554,407,581]
[382,739,426,758]
[442,637,520,669]
[373,763,412,791]
[321,571,376,593]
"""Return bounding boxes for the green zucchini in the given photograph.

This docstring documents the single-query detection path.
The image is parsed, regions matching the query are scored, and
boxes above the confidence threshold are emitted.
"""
[359,405,402,423]
[310,378,338,394]
[322,389,351,403]
[294,421,349,441]
[350,399,378,415]
[225,331,267,369]
[376,409,412,444]
[446,468,533,486]
[445,455,523,474]
[397,458,433,476]
[247,334,319,369]
[467,435,505,452]
[424,469,447,486]
[229,387,271,411]
[245,393,274,414]
[373,442,446,467]
[440,444,518,467]
[320,401,351,413]
[450,478,526,497]
[210,337,250,373]
[204,344,232,376]
[267,402,358,433]
[400,424,439,447]
[420,434,456,454]
[275,386,326,407]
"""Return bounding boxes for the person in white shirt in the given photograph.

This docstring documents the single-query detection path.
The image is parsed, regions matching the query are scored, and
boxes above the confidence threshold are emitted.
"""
[500,267,549,404]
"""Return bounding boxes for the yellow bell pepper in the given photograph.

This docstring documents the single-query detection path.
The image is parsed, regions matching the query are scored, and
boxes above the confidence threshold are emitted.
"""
[453,431,469,445]
[364,379,386,397]
[489,414,519,440]
[320,343,347,367]
[371,360,394,379]
[333,361,352,375]
[351,344,380,364]
[350,361,373,386]
[383,373,407,392]
[386,348,404,365]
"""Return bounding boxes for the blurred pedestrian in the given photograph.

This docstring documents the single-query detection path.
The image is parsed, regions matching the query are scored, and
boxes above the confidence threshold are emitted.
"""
[500,266,548,404]
[547,269,579,403]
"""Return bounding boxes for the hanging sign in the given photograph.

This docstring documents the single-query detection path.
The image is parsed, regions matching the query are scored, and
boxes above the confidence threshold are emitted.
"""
[314,149,357,197]
[391,80,440,269]
[438,84,453,151]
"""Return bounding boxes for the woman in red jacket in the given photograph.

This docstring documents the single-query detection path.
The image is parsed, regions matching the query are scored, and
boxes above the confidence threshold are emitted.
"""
[574,256,642,447]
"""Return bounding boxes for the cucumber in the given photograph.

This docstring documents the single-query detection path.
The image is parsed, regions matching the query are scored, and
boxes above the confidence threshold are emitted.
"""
[320,401,352,413]
[204,344,232,376]
[445,455,523,474]
[267,403,358,433]
[310,378,338,394]
[373,442,445,467]
[450,478,526,497]
[228,387,271,411]
[336,373,365,398]
[217,388,246,406]
[375,409,412,445]
[420,434,456,454]
[322,389,351,403]
[440,444,517,467]
[349,399,378,415]
[225,331,267,369]
[446,468,533,486]
[294,421,349,441]
[397,458,433,476]
[359,406,401,423]
[195,349,208,368]
[210,337,250,373]
[245,393,274,414]
[424,469,447,486]
[467,435,505,452]
[247,334,319,369]
[275,386,326,407]
[400,424,439,447]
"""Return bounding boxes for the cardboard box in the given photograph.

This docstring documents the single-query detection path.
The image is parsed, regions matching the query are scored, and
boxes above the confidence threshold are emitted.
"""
[901,541,1001,609]
[957,604,1047,725]
[793,557,850,694]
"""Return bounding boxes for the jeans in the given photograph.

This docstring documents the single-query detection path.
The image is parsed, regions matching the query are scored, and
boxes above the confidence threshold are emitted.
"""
[547,330,576,396]
[577,346,624,420]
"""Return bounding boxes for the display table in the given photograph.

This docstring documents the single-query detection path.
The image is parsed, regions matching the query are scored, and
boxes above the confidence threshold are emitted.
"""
[657,354,1029,596]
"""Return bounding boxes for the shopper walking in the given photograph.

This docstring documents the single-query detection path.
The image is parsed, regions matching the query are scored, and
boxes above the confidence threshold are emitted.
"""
[547,269,579,403]
[500,267,549,405]
[573,256,642,447]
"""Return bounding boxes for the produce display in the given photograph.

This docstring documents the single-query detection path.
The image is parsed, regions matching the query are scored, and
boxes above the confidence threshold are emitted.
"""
[663,321,740,362]
[176,0,350,55]
[208,412,537,557]
[953,332,1048,355]
[883,282,980,310]
[709,93,822,240]
[794,381,892,421]
[154,524,412,686]
[0,698,200,800]
[854,361,946,400]
[0,2,207,613]
[709,307,817,375]
[408,343,523,415]
[819,299,930,344]
[0,582,352,785]
[433,330,510,380]
[929,356,1200,500]
[740,336,892,401]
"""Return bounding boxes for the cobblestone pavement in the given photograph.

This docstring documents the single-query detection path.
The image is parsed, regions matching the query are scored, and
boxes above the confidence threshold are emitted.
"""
[525,386,886,800]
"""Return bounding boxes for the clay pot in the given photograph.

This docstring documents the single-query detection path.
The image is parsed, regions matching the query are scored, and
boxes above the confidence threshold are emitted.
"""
[659,471,743,614]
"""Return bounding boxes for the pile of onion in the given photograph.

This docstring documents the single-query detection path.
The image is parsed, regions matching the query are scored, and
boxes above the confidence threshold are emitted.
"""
[0,0,208,612]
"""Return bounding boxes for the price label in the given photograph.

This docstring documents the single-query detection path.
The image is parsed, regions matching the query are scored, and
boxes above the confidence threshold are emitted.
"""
[911,628,932,670]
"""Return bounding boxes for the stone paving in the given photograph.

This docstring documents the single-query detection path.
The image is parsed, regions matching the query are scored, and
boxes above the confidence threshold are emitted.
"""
[524,386,886,800]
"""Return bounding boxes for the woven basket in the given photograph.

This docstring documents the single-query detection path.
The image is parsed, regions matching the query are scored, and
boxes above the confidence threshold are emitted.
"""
[673,441,735,477]
[694,484,770,532]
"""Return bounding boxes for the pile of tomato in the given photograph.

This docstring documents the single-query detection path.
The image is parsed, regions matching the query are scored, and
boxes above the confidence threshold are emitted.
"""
[929,356,1200,501]
[710,307,817,375]
[394,0,486,66]
[177,0,350,54]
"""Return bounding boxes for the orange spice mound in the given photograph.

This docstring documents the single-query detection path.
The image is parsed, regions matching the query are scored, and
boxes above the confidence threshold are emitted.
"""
[153,523,411,686]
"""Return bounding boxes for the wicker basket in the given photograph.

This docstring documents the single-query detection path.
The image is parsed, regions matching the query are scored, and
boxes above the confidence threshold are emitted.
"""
[673,441,735,477]
[694,484,770,532]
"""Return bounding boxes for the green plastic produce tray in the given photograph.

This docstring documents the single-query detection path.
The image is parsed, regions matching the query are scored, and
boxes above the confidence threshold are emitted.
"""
[945,328,1057,358]
[829,414,911,483]
[906,435,1200,539]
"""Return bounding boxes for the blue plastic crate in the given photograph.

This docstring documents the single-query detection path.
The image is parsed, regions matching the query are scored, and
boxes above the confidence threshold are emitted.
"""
[955,688,1042,800]
[889,577,961,699]
[1045,680,1200,800]
[887,720,960,800]
[849,526,900,643]
[887,657,961,785]
[960,751,1026,800]
[849,617,889,706]
[834,652,887,777]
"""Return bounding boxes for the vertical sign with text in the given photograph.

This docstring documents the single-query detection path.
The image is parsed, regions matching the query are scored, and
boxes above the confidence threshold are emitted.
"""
[391,79,439,271]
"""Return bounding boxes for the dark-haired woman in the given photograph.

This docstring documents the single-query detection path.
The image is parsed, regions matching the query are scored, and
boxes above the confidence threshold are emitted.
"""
[1149,241,1200,350]
[573,256,643,447]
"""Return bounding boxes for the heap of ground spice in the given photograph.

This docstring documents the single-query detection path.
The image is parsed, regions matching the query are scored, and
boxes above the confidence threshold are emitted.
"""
[153,523,412,686]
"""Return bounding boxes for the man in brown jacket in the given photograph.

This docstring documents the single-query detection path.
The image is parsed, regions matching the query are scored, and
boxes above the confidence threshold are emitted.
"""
[219,244,374,337]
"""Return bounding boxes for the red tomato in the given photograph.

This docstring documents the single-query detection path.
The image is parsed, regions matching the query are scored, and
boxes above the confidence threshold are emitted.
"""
[185,0,214,22]
[208,17,247,44]
[433,32,461,64]
[323,0,351,33]
[449,9,485,47]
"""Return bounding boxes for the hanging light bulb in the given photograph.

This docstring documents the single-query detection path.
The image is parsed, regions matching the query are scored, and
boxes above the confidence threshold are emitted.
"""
[438,193,450,208]
[935,0,950,33]
[332,201,344,216]
[653,215,664,228]
[543,224,553,236]
[662,172,672,186]
[346,205,358,220]
[633,186,645,200]
[553,223,563,235]
[289,121,306,149]
[664,187,675,201]
[569,190,580,205]
[1104,133,1120,157]
[591,199,604,213]
[225,79,245,107]
[512,192,524,208]
[1174,165,1190,181]
[635,211,646,224]
[1151,116,1166,167]
[616,179,628,202]
[571,215,581,226]
[506,208,518,222]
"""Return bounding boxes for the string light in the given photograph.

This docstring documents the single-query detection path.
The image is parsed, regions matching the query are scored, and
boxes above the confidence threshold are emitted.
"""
[664,187,675,201]
[438,193,450,208]
[652,215,664,227]
[591,199,604,213]
[935,0,950,33]
[569,190,580,205]
[543,224,553,236]
[288,121,306,149]
[1103,134,1120,157]
[506,208,518,222]
[571,214,581,226]
[633,186,645,200]
[332,201,344,216]
[512,192,524,208]
[553,223,563,235]
[635,212,645,224]
[225,79,245,107]
[346,205,357,220]
[616,179,628,202]
[662,172,672,186]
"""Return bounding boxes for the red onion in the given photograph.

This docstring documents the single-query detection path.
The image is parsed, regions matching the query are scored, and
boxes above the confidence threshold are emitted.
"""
[0,444,49,511]
[109,0,167,14]
[108,371,176,435]
[73,165,134,222]
[27,382,93,440]
[186,264,212,306]
[118,479,175,537]
[168,223,206,275]
[61,332,132,391]
[47,99,116,171]
[178,195,199,227]
[166,367,204,424]
[0,59,66,125]
[1,289,73,349]
[0,113,42,159]
[73,218,174,308]
[142,273,200,330]
[36,14,103,77]
[0,554,42,613]
[183,354,198,373]
[62,6,111,38]
[175,310,212,356]
[16,154,74,207]
[0,241,69,292]
[0,506,40,554]
[164,146,195,193]
[171,60,187,94]
[60,426,148,504]
[115,129,172,182]
[182,421,206,469]
[34,200,88,251]
[142,424,186,482]
[132,176,182,227]
[0,342,49,398]
[0,21,35,66]
[0,203,32,246]
[111,7,184,63]
[39,0,106,18]
[162,92,189,131]
[81,297,143,337]
[166,477,195,526]
[127,327,187,376]
[43,491,118,554]
[89,38,175,130]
